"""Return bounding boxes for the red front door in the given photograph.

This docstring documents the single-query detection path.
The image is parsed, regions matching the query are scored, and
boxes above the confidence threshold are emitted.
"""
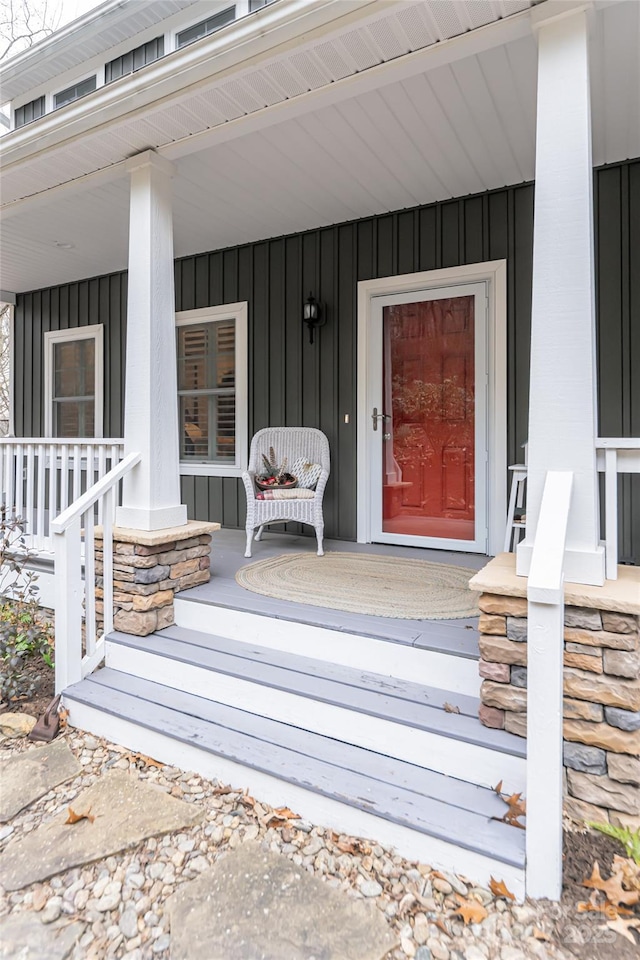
[372,284,487,551]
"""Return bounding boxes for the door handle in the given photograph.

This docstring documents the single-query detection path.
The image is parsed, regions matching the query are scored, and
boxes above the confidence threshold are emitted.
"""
[371,407,391,431]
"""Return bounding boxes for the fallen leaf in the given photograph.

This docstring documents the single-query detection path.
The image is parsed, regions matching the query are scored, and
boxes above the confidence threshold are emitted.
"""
[583,861,640,908]
[240,795,256,808]
[433,918,450,937]
[262,814,287,829]
[443,702,461,714]
[531,926,550,941]
[492,789,526,829]
[65,806,94,825]
[58,707,69,729]
[452,895,488,925]
[274,806,300,820]
[489,877,516,901]
[211,785,234,796]
[123,751,163,769]
[334,836,371,855]
[577,899,628,919]
[605,916,640,945]
[612,855,640,893]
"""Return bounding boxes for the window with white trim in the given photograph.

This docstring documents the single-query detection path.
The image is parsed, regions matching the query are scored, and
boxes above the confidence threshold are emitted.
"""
[176,304,247,477]
[175,6,236,48]
[54,75,97,110]
[44,327,104,438]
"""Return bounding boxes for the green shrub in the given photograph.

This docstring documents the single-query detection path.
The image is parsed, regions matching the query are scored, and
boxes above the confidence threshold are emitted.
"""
[0,508,54,702]
[589,821,640,865]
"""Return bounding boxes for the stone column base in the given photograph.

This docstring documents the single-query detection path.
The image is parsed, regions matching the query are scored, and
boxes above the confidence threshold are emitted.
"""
[96,520,220,638]
[470,555,640,830]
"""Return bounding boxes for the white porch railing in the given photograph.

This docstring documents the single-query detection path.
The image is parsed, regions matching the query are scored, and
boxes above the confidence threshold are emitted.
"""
[526,470,573,900]
[0,439,125,554]
[51,451,141,693]
[596,438,640,580]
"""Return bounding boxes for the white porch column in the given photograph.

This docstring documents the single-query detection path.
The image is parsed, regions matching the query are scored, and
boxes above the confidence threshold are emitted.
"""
[116,151,187,531]
[517,1,604,586]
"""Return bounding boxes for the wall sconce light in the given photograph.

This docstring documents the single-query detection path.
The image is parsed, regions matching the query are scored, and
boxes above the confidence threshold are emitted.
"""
[303,292,324,344]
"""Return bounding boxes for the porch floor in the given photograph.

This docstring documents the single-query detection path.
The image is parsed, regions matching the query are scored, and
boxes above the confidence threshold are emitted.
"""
[181,527,488,661]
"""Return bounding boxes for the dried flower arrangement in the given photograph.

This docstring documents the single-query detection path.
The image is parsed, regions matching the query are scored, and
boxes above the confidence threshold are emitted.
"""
[256,447,297,490]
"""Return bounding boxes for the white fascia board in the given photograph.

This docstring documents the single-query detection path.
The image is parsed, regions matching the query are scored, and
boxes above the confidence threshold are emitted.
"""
[0,0,379,167]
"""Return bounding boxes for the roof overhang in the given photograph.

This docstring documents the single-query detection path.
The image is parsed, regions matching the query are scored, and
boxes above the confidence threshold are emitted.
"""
[1,0,638,294]
[0,0,202,103]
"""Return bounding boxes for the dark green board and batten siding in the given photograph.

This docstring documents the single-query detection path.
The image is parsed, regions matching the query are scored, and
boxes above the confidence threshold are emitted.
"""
[13,159,640,561]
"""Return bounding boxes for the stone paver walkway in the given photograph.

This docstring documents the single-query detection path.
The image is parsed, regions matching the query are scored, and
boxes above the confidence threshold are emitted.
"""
[0,770,202,891]
[0,913,84,960]
[0,728,598,960]
[0,739,81,823]
[167,841,398,960]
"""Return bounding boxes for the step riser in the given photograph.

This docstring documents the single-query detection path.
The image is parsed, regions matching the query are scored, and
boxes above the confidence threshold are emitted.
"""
[106,643,526,793]
[63,696,526,900]
[174,599,480,697]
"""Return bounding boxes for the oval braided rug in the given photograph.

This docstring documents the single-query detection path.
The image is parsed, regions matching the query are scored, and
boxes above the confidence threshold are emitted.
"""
[235,552,480,620]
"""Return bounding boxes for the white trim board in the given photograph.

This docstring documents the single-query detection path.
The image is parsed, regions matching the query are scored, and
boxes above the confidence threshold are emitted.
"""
[357,262,507,557]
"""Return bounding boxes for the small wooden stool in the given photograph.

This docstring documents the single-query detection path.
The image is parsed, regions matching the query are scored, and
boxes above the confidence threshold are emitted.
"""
[504,464,528,553]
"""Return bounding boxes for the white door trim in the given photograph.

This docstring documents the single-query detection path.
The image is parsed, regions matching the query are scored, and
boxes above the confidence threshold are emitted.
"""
[357,261,507,557]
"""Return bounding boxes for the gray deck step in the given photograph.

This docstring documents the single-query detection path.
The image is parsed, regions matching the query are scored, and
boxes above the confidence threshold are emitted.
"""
[178,580,480,659]
[63,668,525,870]
[107,627,525,759]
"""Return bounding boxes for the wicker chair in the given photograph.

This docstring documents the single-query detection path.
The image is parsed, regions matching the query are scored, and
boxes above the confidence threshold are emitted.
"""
[242,427,330,558]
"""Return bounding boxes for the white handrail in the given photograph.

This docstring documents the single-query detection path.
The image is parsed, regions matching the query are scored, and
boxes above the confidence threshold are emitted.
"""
[52,452,141,532]
[595,438,640,580]
[52,451,140,693]
[0,437,124,445]
[526,470,573,901]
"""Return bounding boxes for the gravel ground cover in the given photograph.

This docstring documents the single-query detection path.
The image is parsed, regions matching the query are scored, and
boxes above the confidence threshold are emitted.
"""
[0,729,631,960]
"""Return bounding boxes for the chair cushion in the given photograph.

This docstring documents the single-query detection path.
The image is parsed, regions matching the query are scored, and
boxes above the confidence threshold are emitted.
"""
[291,458,322,489]
[256,488,315,500]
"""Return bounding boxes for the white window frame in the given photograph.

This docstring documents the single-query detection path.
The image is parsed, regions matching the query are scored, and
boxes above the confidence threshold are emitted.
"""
[176,302,248,478]
[53,72,99,111]
[44,326,104,438]
[172,3,243,51]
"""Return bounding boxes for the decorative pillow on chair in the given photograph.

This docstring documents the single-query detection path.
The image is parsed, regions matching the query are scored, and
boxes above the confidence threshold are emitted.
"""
[291,457,322,490]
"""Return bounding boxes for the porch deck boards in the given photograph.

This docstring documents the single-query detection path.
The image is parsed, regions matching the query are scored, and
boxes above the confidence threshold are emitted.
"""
[64,668,525,869]
[110,626,524,758]
[184,529,484,659]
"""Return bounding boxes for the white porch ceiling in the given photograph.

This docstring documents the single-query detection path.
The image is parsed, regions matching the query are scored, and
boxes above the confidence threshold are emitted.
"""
[1,0,638,293]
